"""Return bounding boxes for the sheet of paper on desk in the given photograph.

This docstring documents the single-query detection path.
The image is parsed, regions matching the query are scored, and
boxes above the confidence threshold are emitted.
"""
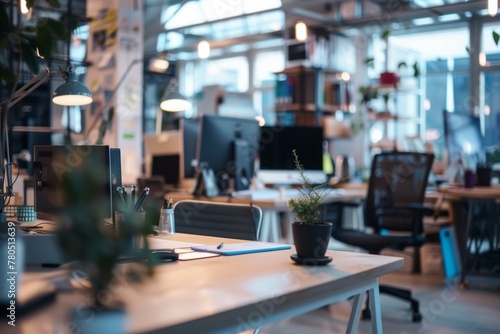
[191,241,291,255]
[146,237,204,250]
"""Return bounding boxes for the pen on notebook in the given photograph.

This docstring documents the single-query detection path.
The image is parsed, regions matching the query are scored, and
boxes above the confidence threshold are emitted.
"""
[134,187,150,211]
[217,242,224,249]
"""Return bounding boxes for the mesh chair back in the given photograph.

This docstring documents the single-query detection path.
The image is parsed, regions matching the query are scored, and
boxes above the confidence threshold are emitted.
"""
[365,152,434,233]
[173,200,262,240]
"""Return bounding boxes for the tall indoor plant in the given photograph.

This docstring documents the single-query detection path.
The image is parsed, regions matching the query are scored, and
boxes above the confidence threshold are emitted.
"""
[287,150,333,264]
[54,146,156,333]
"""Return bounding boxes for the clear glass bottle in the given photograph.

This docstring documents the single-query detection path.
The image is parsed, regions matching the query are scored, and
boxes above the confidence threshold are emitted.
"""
[158,198,175,235]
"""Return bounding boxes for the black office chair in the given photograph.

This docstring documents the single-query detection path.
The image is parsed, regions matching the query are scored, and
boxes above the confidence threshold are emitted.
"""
[329,152,434,322]
[173,200,262,241]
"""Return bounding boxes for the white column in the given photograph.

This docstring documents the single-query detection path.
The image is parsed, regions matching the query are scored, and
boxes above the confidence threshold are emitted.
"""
[86,0,144,185]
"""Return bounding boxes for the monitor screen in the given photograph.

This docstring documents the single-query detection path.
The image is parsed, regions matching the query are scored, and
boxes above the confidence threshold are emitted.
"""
[197,115,260,192]
[151,154,180,185]
[258,126,325,184]
[33,145,114,220]
[443,110,484,168]
[181,118,200,179]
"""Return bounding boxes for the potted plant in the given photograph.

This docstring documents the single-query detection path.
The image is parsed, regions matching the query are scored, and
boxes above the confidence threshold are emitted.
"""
[287,149,333,265]
[55,147,156,333]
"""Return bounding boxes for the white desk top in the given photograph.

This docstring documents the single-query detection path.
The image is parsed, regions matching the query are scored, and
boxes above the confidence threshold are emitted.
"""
[12,234,402,334]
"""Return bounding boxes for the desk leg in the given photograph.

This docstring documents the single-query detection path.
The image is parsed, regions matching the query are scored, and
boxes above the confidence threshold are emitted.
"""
[269,211,280,243]
[260,210,281,243]
[368,279,383,334]
[346,292,365,334]
[260,211,271,242]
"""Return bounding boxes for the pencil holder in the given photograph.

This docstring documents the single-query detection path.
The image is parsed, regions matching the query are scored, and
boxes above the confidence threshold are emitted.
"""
[114,211,146,249]
[158,208,175,235]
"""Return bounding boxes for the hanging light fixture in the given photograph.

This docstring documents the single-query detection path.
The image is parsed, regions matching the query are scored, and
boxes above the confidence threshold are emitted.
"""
[52,64,93,106]
[149,53,170,73]
[295,21,308,42]
[160,78,190,112]
[19,0,29,14]
[488,0,497,16]
[198,40,210,59]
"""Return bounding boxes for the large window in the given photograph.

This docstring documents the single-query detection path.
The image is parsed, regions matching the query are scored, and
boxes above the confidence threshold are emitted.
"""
[253,50,284,124]
[392,27,470,158]
[481,22,500,147]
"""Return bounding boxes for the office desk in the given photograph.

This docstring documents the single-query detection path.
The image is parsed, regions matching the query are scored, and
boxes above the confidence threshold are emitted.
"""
[437,186,500,285]
[167,189,367,243]
[11,234,403,334]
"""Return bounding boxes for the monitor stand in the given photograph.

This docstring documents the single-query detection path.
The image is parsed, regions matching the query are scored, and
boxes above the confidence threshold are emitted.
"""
[193,163,220,198]
[234,139,252,191]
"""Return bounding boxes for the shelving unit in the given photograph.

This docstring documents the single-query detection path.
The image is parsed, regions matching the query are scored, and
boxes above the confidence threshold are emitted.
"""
[364,85,422,152]
[274,65,354,126]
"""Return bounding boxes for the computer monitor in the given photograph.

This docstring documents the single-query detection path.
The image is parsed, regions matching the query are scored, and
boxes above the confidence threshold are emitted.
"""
[443,110,484,169]
[258,126,326,185]
[144,131,181,188]
[180,118,200,179]
[197,115,260,192]
[151,155,180,185]
[33,145,115,221]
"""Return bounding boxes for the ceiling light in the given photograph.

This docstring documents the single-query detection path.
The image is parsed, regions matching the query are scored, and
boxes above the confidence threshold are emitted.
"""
[295,21,307,42]
[149,57,170,73]
[198,40,210,59]
[20,0,29,14]
[488,0,497,16]
[411,17,435,26]
[437,14,461,22]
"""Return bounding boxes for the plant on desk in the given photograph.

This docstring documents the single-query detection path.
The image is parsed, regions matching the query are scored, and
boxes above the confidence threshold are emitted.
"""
[55,151,156,332]
[287,149,333,265]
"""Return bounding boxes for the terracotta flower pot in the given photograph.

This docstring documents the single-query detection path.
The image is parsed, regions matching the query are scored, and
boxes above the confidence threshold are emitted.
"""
[380,71,399,86]
[292,222,333,259]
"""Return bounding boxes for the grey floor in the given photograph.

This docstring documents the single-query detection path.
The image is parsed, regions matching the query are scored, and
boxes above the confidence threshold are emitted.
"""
[259,272,500,334]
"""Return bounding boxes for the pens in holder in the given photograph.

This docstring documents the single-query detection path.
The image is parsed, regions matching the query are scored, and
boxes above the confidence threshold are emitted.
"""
[131,185,137,206]
[117,186,127,208]
[134,187,150,212]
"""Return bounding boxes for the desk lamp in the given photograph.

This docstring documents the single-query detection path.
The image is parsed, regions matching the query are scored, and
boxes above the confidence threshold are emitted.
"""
[0,64,93,223]
[160,78,190,112]
[156,78,191,133]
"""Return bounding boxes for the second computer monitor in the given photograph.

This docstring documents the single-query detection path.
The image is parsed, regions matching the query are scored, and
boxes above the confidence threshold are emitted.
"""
[258,126,325,185]
[197,115,260,192]
[443,110,484,168]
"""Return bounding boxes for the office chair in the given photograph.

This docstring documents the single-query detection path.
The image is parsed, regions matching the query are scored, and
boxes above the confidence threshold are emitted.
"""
[329,152,434,323]
[173,200,262,241]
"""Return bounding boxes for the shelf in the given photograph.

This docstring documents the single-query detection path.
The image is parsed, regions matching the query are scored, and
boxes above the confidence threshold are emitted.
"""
[367,85,420,95]
[370,139,397,150]
[369,112,419,122]
[274,66,354,126]
[274,103,350,114]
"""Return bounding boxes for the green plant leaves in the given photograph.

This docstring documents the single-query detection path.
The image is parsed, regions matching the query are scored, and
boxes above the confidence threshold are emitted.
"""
[36,18,66,59]
[0,1,65,83]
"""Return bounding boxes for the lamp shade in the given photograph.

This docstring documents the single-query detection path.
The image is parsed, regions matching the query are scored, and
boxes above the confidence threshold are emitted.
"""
[52,68,92,106]
[160,92,191,112]
[160,79,190,112]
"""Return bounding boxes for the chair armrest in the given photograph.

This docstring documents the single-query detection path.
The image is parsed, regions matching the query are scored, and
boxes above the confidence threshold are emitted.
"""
[392,203,435,215]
